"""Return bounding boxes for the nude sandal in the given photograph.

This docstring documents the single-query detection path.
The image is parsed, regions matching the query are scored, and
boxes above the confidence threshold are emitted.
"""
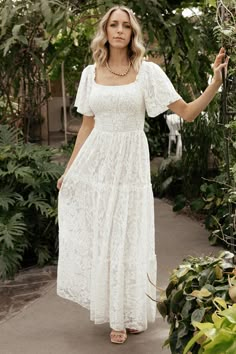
[126,328,144,334]
[110,329,127,344]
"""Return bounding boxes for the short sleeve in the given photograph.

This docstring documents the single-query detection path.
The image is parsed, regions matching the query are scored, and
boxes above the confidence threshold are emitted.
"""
[143,61,182,117]
[74,65,94,117]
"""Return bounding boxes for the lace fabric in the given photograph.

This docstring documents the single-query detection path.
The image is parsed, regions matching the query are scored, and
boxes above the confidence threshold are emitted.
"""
[57,60,181,330]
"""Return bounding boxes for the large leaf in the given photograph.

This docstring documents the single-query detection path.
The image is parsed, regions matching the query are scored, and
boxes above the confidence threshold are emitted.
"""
[220,307,236,324]
[21,192,52,217]
[41,0,52,24]
[183,329,206,354]
[0,125,23,145]
[12,24,23,37]
[4,161,33,179]
[0,213,27,248]
[191,288,212,298]
[191,308,206,322]
[0,187,21,210]
[204,330,236,354]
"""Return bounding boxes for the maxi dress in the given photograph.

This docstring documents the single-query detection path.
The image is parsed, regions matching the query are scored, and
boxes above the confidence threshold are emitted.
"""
[56,60,182,331]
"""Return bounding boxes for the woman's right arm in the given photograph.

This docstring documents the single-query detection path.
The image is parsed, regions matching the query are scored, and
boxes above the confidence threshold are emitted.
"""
[57,115,95,190]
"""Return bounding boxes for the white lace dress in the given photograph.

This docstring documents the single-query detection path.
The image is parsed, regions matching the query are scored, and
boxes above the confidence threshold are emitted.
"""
[56,60,182,331]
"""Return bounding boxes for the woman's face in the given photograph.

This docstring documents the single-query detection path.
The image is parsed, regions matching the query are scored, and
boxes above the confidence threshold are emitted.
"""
[106,9,132,50]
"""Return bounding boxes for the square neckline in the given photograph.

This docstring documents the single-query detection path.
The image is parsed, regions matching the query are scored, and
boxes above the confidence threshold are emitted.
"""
[93,61,144,87]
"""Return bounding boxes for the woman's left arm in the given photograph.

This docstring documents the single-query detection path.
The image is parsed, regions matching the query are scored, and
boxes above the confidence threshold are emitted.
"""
[168,47,230,122]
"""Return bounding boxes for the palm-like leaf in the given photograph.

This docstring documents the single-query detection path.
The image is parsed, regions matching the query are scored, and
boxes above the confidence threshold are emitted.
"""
[23,144,57,161]
[3,161,33,179]
[38,161,63,180]
[0,125,23,145]
[35,244,51,266]
[21,192,52,217]
[0,213,27,249]
[0,187,22,210]
[0,240,28,280]
[0,125,64,279]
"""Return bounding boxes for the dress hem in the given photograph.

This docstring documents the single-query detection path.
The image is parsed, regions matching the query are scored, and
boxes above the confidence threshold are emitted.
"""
[56,288,157,329]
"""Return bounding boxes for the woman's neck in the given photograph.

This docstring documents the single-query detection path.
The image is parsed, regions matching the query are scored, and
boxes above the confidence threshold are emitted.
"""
[108,48,129,66]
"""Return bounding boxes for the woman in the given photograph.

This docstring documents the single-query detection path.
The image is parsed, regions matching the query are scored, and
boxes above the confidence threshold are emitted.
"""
[56,5,229,344]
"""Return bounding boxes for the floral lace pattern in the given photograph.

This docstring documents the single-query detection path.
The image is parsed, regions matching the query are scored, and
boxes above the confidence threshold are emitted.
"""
[57,60,181,331]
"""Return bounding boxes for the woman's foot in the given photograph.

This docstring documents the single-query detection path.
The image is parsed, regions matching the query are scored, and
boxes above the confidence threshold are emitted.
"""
[110,329,127,344]
[126,328,144,334]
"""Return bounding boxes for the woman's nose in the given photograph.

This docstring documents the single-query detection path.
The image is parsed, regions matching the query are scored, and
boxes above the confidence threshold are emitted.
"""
[117,25,123,33]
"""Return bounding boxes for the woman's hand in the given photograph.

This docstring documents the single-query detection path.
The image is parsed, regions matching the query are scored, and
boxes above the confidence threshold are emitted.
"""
[57,174,64,190]
[212,47,230,85]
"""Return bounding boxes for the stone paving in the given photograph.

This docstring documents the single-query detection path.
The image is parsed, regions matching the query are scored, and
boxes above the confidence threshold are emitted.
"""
[0,265,57,324]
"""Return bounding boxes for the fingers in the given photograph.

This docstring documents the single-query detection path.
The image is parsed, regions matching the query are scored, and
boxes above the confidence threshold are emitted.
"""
[57,175,65,190]
[213,51,230,68]
[218,47,226,56]
[214,52,226,64]
[215,47,226,58]
[216,62,228,71]
[219,47,226,53]
[57,179,62,190]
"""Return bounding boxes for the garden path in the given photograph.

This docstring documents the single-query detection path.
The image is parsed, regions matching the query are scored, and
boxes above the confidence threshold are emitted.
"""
[0,198,222,354]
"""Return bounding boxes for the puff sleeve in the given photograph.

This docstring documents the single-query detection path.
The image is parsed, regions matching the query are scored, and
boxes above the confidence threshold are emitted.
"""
[143,61,182,117]
[74,65,94,117]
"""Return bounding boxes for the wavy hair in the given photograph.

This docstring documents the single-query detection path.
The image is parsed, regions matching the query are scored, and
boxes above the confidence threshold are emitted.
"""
[90,5,146,72]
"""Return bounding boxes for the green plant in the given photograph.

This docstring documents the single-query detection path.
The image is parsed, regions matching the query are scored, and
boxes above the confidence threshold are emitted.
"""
[184,300,236,354]
[190,178,233,247]
[59,135,76,156]
[145,114,168,159]
[0,0,79,140]
[0,125,64,280]
[151,157,183,198]
[156,251,235,354]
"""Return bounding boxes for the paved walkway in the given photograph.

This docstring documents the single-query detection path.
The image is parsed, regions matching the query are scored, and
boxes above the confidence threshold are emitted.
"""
[0,199,222,354]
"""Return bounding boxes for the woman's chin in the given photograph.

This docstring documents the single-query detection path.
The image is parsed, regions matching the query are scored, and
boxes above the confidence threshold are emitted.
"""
[110,42,128,50]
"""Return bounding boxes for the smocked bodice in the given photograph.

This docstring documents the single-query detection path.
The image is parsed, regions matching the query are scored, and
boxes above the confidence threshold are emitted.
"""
[74,60,182,133]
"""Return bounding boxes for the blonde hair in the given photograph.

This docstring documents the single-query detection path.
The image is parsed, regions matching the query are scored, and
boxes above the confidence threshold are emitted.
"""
[90,5,146,72]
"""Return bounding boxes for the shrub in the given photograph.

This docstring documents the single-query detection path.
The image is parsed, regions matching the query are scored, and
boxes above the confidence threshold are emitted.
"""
[184,300,236,354]
[156,251,235,354]
[0,125,64,280]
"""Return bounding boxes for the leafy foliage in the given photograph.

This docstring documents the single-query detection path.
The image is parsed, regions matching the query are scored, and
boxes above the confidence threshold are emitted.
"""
[151,157,183,199]
[172,116,236,249]
[151,109,223,201]
[0,125,64,280]
[145,114,169,159]
[157,251,235,354]
[184,300,236,354]
[0,0,75,140]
